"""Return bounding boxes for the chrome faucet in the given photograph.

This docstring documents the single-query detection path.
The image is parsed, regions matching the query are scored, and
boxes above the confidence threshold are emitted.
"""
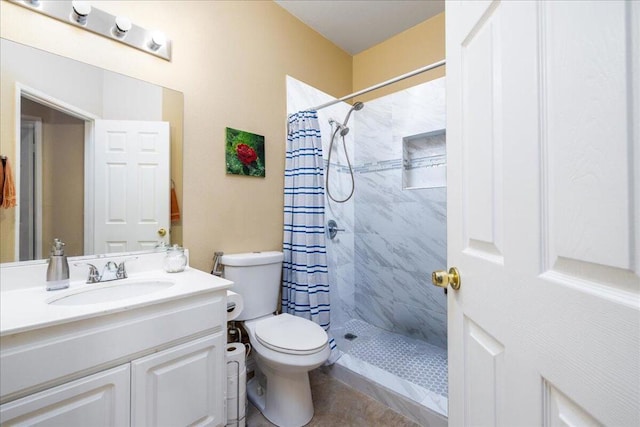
[75,257,137,284]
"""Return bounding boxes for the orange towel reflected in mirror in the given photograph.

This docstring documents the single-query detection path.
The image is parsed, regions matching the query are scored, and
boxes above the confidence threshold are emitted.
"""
[1,156,17,209]
[171,180,180,223]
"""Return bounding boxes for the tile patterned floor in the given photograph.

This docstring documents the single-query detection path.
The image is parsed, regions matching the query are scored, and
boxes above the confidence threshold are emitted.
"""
[338,319,448,397]
[246,369,420,427]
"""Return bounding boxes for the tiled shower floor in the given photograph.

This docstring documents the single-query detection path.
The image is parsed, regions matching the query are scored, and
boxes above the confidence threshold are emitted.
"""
[331,319,448,398]
[335,319,448,396]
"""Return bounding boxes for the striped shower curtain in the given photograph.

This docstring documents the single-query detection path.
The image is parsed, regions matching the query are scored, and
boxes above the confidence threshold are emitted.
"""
[282,111,337,363]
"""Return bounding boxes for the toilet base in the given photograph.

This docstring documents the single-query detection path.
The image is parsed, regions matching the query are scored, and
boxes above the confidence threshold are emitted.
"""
[247,370,314,427]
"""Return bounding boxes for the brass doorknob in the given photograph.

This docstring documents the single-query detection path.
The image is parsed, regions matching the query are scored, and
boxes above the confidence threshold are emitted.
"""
[431,267,461,290]
[158,228,167,237]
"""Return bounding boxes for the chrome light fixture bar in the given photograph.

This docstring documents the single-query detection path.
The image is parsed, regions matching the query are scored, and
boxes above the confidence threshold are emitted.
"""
[11,0,172,61]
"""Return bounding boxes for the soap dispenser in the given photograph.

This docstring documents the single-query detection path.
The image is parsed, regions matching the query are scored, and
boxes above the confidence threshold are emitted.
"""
[46,238,70,291]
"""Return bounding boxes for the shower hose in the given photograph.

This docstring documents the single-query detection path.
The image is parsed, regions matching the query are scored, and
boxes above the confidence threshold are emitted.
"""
[325,125,355,203]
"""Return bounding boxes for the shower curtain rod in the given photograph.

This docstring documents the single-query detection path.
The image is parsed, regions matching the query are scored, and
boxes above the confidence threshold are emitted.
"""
[304,58,446,112]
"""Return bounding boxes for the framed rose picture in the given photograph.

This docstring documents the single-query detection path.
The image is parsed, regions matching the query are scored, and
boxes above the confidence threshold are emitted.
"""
[225,127,265,177]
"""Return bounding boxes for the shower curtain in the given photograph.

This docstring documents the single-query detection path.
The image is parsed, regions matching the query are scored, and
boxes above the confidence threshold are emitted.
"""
[282,111,337,363]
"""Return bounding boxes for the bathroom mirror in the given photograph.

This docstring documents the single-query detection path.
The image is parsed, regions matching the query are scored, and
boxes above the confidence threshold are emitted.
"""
[0,38,183,263]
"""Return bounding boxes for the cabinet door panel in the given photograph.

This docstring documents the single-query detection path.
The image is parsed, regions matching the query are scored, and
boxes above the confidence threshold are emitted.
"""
[131,334,225,427]
[0,365,130,426]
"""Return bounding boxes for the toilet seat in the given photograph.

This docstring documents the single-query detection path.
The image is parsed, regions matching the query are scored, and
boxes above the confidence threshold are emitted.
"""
[254,313,328,356]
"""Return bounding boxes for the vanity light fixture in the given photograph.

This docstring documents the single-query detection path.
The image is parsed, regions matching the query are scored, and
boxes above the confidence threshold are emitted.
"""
[11,0,172,61]
[113,16,132,38]
[71,0,91,25]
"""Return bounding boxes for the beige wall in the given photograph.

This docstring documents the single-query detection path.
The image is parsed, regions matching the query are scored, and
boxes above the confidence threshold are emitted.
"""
[0,1,352,269]
[21,99,85,259]
[43,110,84,259]
[352,12,445,102]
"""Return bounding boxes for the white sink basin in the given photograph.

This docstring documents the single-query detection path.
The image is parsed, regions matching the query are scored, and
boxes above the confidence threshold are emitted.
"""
[48,280,176,306]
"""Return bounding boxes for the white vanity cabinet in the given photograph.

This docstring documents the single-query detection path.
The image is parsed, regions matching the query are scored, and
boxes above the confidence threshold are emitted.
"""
[0,276,231,427]
[0,365,131,426]
[0,332,226,427]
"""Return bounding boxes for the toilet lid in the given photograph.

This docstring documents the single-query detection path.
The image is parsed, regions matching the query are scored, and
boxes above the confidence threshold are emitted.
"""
[255,313,328,355]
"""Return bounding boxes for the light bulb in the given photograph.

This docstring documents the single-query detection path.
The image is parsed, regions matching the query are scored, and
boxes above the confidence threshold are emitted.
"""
[148,31,166,51]
[113,16,132,38]
[71,1,91,25]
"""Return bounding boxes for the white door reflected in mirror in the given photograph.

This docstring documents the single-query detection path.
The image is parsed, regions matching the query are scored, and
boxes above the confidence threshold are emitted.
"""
[93,120,170,255]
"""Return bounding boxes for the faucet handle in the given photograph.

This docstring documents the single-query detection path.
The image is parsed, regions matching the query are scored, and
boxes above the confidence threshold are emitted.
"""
[74,262,100,283]
[116,257,138,279]
[104,261,118,271]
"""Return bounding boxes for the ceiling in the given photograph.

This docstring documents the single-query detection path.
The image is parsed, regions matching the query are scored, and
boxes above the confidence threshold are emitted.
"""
[275,0,445,55]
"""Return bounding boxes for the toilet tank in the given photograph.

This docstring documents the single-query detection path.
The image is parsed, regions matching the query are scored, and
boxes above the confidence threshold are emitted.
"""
[220,251,284,321]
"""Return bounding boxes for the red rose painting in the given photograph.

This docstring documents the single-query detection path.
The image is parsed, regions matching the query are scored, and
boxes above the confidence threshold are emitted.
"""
[226,127,265,177]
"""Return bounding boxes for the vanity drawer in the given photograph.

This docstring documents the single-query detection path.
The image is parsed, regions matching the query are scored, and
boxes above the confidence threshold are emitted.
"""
[0,291,225,403]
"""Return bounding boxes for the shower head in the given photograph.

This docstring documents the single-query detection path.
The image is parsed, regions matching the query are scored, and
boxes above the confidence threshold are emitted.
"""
[339,101,365,136]
[342,102,364,127]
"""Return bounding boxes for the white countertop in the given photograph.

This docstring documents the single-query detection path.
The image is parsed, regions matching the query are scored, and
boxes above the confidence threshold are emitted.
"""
[0,253,233,336]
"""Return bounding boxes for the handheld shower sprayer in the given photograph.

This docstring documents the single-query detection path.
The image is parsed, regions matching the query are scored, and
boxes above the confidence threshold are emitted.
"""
[338,101,365,136]
[326,101,365,203]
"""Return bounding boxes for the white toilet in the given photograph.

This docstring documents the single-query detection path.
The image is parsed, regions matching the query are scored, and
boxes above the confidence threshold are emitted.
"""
[220,251,330,427]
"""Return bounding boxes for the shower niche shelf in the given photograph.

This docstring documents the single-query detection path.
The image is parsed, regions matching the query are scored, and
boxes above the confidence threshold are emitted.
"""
[402,129,446,190]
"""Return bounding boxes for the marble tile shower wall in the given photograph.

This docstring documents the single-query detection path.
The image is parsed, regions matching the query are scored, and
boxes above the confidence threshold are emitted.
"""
[353,78,447,349]
[286,76,447,349]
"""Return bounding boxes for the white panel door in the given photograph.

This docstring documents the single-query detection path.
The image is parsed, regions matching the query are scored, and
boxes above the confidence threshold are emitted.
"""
[446,1,639,426]
[94,120,170,254]
[130,334,225,427]
[0,365,130,426]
